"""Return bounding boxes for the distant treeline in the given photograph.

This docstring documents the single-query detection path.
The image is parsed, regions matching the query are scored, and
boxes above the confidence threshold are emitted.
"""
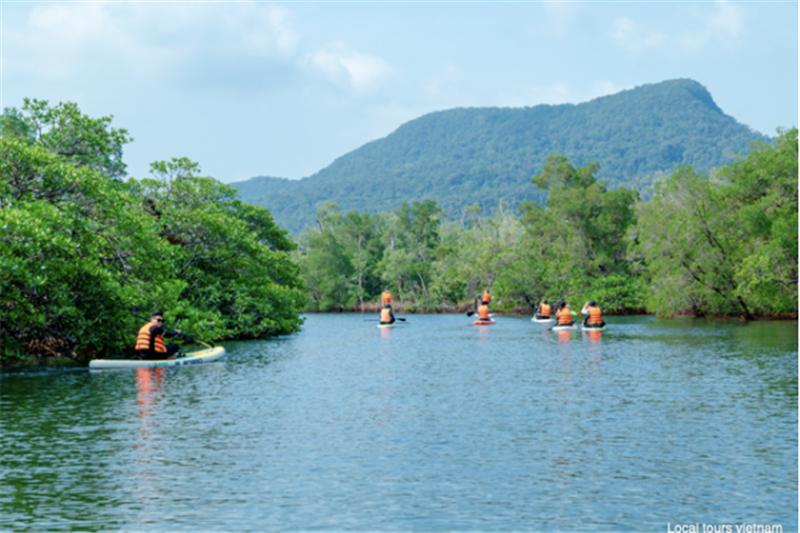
[1,100,305,364]
[296,128,798,319]
[235,79,773,235]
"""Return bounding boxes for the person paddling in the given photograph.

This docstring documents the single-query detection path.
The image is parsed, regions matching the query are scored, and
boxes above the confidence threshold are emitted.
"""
[556,302,575,327]
[535,300,552,319]
[482,288,491,305]
[581,301,605,328]
[134,311,183,360]
[381,288,392,307]
[477,301,492,322]
[380,304,396,325]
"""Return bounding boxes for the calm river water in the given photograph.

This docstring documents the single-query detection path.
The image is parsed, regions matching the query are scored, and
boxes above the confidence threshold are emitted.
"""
[1,314,797,532]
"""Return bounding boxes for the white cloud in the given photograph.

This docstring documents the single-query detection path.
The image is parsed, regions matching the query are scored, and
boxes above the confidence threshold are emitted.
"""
[612,2,746,55]
[306,42,390,93]
[610,17,666,55]
[542,1,576,36]
[678,0,745,51]
[708,0,745,39]
[9,2,301,82]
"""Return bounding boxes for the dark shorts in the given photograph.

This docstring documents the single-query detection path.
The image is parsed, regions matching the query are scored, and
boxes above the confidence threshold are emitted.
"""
[139,344,180,360]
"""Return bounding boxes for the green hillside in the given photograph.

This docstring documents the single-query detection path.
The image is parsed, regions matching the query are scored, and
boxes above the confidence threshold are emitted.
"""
[233,79,772,234]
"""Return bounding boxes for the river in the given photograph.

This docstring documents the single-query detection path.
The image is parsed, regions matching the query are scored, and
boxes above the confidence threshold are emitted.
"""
[1,314,797,531]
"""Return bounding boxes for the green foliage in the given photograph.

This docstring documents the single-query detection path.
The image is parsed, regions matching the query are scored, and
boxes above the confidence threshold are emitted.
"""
[1,102,304,363]
[3,99,133,178]
[296,133,795,319]
[0,137,177,360]
[634,128,798,317]
[298,202,385,310]
[234,79,771,235]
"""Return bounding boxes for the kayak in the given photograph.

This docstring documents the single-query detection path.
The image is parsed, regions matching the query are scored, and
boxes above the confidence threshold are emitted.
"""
[551,323,578,331]
[473,320,496,326]
[377,322,397,329]
[89,346,226,370]
[531,316,555,323]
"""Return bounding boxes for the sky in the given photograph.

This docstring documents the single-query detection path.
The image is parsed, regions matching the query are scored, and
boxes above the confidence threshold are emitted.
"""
[2,1,797,184]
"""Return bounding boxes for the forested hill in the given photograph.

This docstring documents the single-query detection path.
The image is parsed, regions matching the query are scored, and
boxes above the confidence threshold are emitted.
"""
[233,79,772,234]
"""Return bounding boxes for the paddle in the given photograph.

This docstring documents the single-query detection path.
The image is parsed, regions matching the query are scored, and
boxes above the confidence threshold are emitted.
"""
[466,296,480,316]
[131,312,214,349]
[364,317,406,322]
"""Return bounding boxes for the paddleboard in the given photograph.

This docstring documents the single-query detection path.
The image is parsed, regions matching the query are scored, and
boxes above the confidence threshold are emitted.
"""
[473,320,496,326]
[377,323,398,329]
[89,346,226,370]
[582,323,606,331]
[551,323,578,331]
[531,316,555,323]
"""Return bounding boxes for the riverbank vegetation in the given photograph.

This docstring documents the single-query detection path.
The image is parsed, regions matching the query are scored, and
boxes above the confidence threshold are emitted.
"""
[1,100,305,364]
[297,128,797,319]
[2,98,795,365]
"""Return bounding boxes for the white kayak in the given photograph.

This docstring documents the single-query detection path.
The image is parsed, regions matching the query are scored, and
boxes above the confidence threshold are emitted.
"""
[531,316,555,323]
[551,323,578,331]
[89,346,226,370]
[377,323,397,329]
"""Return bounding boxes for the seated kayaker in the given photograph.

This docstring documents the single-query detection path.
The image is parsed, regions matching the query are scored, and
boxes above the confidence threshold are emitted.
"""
[380,304,396,325]
[477,301,492,322]
[535,300,552,319]
[135,311,182,360]
[557,302,574,326]
[581,301,605,328]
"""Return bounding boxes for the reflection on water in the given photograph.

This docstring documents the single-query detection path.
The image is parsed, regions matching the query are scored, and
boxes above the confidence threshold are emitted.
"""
[1,315,797,532]
[134,368,167,507]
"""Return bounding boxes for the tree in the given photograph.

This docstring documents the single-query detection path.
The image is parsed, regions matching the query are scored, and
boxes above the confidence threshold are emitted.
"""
[3,99,133,178]
[131,158,305,337]
[379,200,444,306]
[521,154,643,310]
[634,128,798,317]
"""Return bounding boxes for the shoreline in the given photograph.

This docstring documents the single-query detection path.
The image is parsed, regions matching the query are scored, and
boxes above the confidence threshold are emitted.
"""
[4,310,796,370]
[303,305,798,320]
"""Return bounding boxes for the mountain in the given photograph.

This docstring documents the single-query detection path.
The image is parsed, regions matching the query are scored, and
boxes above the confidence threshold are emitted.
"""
[232,79,773,235]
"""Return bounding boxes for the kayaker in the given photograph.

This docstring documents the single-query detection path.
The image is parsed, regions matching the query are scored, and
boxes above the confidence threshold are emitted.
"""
[482,289,491,305]
[380,304,396,325]
[477,301,492,322]
[581,301,605,328]
[557,302,575,326]
[381,288,392,306]
[535,300,552,319]
[135,312,182,360]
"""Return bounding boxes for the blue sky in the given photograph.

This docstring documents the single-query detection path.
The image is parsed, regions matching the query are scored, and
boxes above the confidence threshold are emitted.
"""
[2,1,797,184]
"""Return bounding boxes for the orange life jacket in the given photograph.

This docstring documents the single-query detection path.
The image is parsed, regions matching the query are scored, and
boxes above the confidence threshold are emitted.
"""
[557,307,573,325]
[382,291,392,305]
[135,322,166,353]
[478,304,490,320]
[482,290,491,303]
[539,303,551,317]
[380,308,393,323]
[587,306,602,325]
